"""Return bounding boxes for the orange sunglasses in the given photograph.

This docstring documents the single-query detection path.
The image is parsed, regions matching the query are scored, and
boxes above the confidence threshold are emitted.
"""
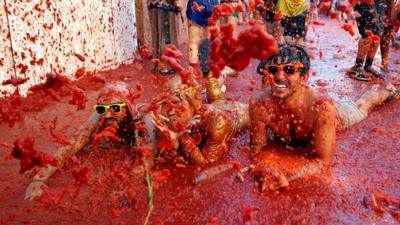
[263,63,304,76]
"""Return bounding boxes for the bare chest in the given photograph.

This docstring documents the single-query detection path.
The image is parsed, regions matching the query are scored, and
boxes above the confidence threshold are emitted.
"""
[265,112,315,142]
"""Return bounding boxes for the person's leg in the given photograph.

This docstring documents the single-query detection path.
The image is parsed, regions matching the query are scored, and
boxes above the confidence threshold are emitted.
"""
[349,37,371,81]
[274,20,285,44]
[159,10,177,74]
[303,15,309,41]
[297,14,307,45]
[188,21,202,66]
[393,23,400,47]
[284,35,298,44]
[364,39,384,79]
[266,22,274,35]
[364,39,379,65]
[352,3,372,70]
[205,20,219,39]
[150,9,158,58]
[199,38,211,77]
[380,26,392,68]
[294,37,305,46]
[168,11,177,47]
[355,38,371,66]
[356,84,398,114]
[150,9,162,72]
[202,111,230,163]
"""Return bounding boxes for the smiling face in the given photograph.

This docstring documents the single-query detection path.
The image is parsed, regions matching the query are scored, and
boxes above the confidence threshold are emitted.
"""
[259,45,310,99]
[97,98,129,128]
[266,63,306,99]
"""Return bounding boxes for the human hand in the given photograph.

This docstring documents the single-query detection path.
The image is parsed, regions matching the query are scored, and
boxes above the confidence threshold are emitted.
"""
[252,166,289,192]
[150,112,178,140]
[185,115,201,130]
[25,180,48,201]
[150,112,169,132]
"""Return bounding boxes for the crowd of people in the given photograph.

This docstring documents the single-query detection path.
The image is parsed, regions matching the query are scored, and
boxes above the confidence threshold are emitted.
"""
[23,0,400,200]
[147,0,400,79]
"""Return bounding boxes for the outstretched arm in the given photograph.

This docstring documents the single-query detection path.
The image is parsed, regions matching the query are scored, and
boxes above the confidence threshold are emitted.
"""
[25,114,99,200]
[313,101,336,163]
[249,100,267,151]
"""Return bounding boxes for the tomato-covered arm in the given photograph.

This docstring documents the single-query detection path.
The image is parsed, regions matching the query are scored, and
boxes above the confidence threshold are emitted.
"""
[249,100,267,151]
[32,114,100,182]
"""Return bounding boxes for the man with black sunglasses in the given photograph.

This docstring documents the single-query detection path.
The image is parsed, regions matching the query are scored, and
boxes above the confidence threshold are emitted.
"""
[251,45,399,191]
[24,81,156,200]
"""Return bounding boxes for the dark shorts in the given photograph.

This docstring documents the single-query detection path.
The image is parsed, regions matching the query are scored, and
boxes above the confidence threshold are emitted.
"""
[281,14,306,38]
[186,0,219,27]
[265,10,275,23]
[354,3,383,38]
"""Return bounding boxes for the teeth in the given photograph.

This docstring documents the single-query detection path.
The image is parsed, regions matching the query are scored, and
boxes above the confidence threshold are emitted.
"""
[159,114,170,122]
[276,84,287,88]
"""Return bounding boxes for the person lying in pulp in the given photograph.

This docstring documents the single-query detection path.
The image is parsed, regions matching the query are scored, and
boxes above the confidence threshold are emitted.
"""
[252,44,399,191]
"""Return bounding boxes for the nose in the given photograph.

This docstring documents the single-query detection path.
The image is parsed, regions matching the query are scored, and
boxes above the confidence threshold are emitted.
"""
[274,70,287,83]
[104,109,114,119]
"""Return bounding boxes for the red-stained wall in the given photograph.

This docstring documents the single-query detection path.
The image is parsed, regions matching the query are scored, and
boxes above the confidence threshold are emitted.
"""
[0,0,138,96]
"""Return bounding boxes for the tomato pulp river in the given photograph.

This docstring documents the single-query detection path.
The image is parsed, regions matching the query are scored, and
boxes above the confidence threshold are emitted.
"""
[0,18,399,225]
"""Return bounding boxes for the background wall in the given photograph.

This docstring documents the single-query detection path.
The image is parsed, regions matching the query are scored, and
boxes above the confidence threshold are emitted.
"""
[0,0,137,96]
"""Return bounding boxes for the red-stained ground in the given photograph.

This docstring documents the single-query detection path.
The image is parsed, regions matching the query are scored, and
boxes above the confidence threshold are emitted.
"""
[0,18,399,225]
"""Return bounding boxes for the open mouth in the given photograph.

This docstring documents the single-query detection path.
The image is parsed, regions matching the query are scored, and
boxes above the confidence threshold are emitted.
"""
[159,114,170,122]
[275,84,288,89]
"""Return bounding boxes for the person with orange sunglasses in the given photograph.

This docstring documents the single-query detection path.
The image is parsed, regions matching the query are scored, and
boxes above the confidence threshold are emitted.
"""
[24,81,156,200]
[251,45,399,191]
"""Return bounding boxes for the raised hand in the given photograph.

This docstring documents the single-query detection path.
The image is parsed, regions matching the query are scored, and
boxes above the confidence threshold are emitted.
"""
[150,112,178,141]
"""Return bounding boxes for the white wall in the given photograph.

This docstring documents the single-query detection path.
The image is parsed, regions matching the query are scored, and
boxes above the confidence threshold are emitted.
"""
[0,0,137,97]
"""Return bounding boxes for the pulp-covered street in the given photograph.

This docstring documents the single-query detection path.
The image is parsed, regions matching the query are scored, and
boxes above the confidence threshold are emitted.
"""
[0,14,399,225]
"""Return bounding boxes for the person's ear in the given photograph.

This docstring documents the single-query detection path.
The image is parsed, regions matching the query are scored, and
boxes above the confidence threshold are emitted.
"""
[301,73,309,82]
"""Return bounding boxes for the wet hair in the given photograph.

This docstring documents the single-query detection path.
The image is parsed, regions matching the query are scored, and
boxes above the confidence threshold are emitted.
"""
[97,81,139,116]
[257,44,310,76]
[95,81,144,149]
[99,81,130,98]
